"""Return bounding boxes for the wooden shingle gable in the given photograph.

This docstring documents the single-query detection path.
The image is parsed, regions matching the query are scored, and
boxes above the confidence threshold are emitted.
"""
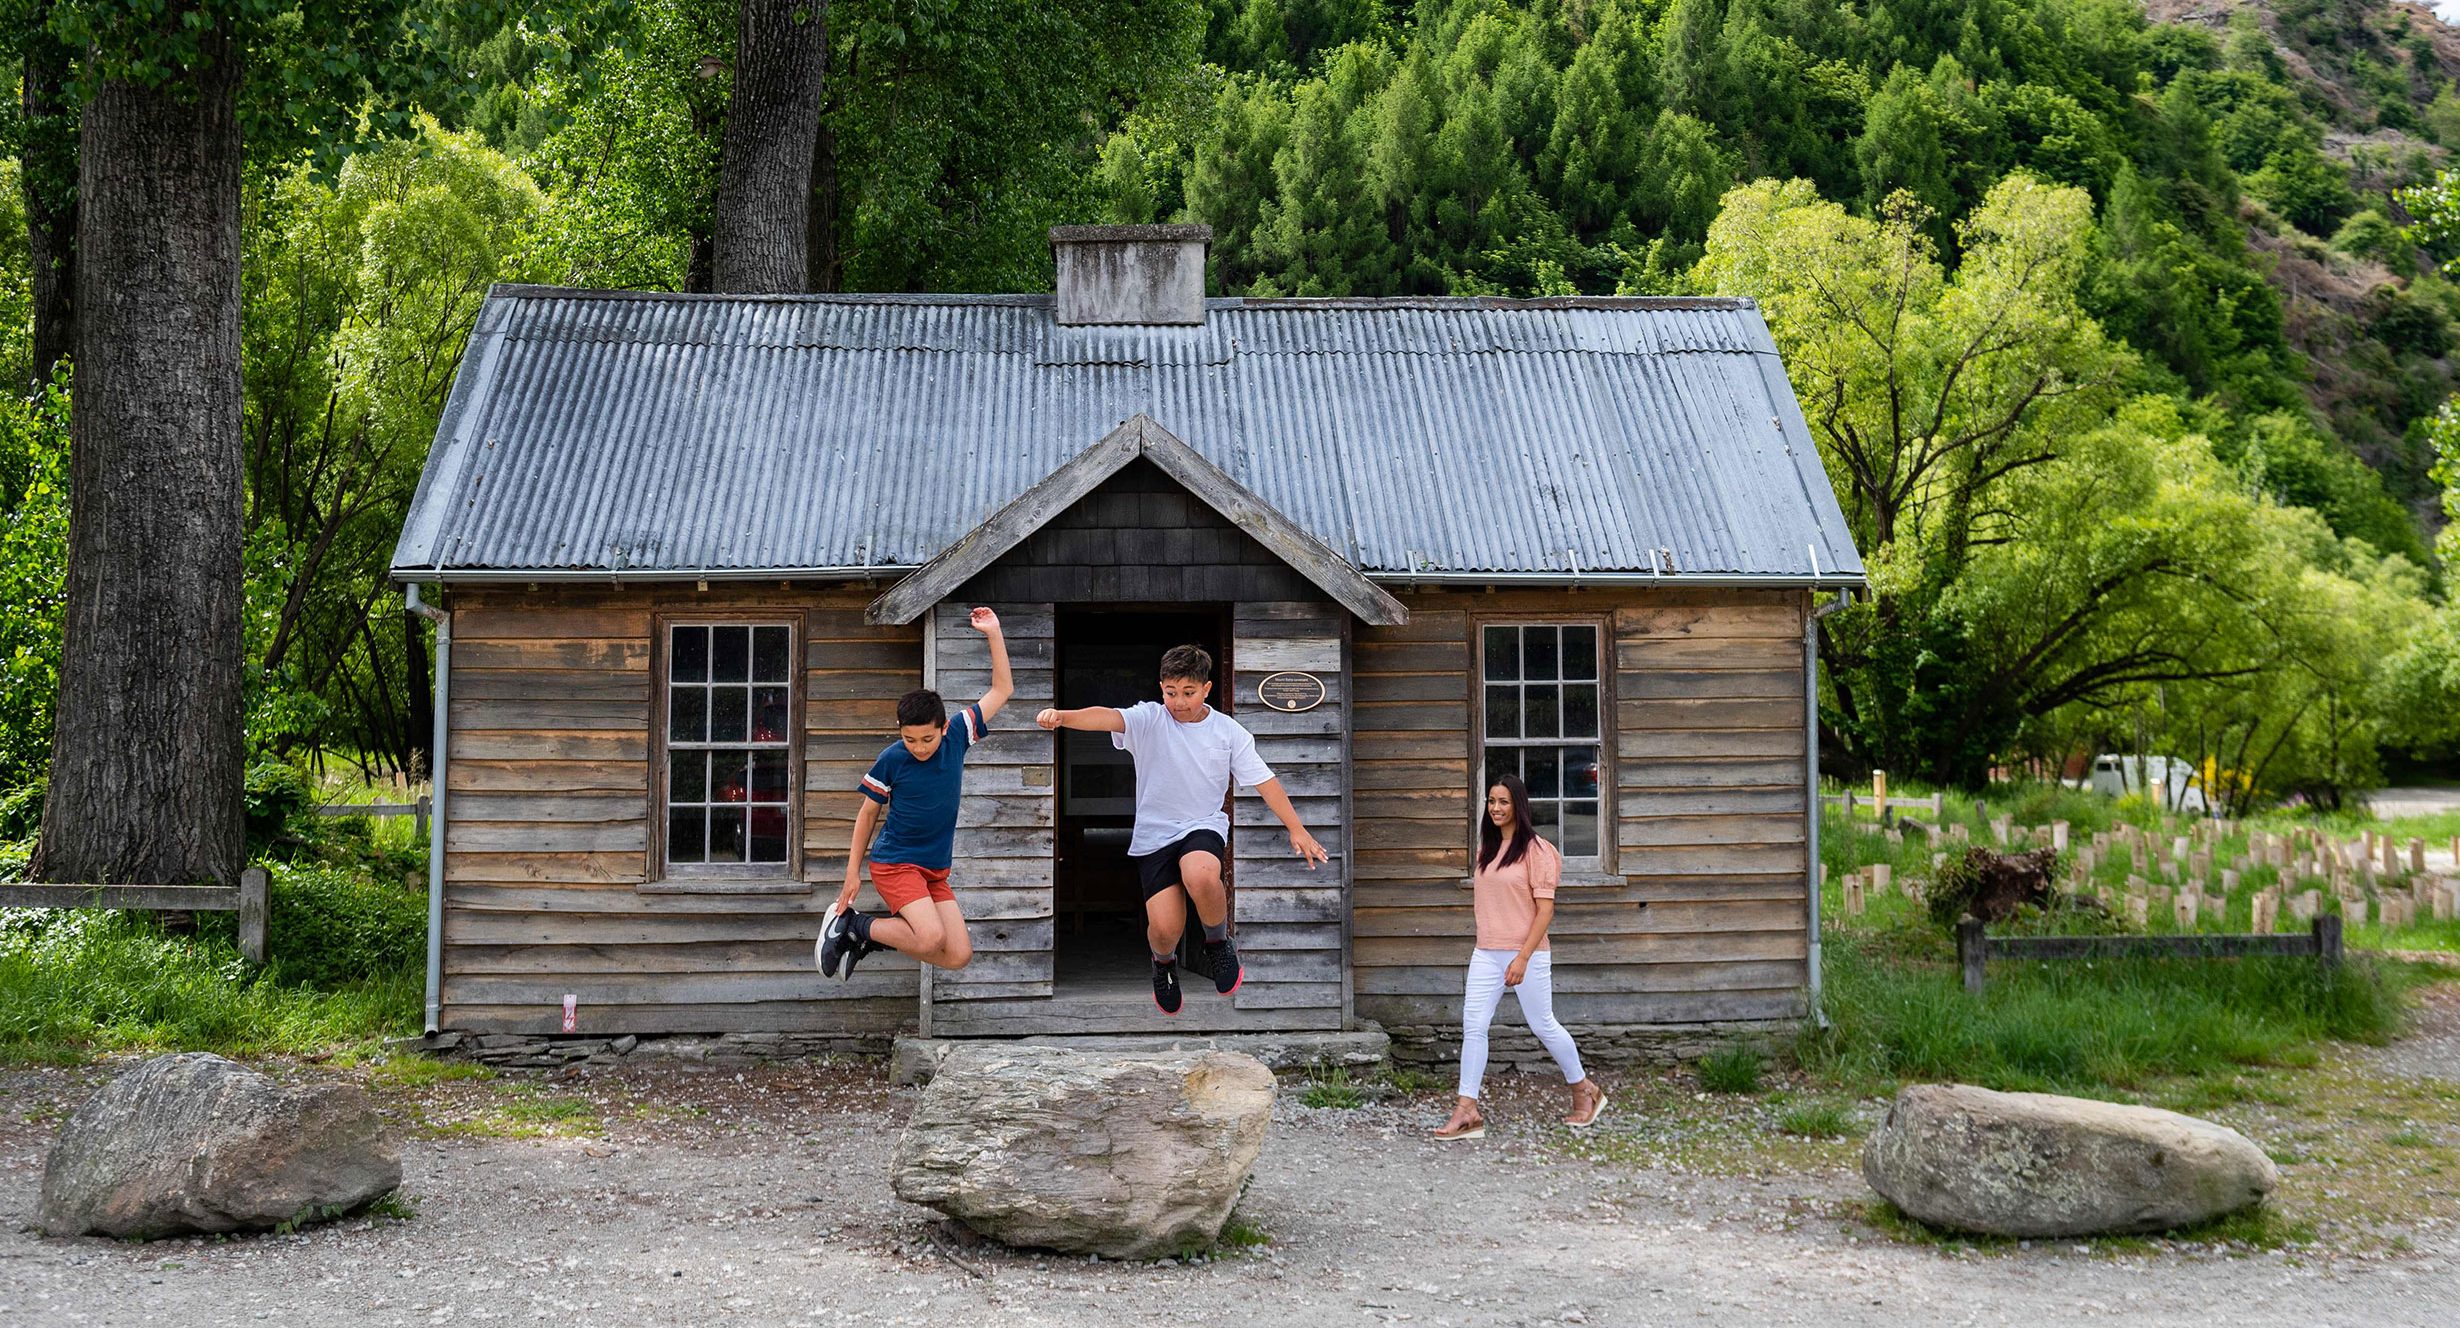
[866,414,1408,627]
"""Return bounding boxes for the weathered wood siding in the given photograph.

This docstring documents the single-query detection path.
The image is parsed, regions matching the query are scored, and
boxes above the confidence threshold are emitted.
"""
[1229,601,1347,1017]
[956,457,1323,604]
[929,601,1057,1003]
[1351,588,1809,1033]
[439,586,922,1036]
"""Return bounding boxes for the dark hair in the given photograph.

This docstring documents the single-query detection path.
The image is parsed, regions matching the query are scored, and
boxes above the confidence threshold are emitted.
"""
[896,688,947,729]
[1478,774,1538,872]
[1158,644,1212,685]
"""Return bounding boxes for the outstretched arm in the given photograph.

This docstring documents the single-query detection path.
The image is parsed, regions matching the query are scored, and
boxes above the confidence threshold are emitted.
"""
[968,607,1014,722]
[1034,706,1127,733]
[1254,776,1329,870]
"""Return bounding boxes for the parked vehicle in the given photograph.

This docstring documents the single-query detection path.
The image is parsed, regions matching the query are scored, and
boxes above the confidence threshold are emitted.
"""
[2088,754,2208,814]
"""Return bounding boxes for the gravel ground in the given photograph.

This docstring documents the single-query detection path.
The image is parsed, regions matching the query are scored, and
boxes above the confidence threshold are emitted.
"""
[2,1053,2456,1328]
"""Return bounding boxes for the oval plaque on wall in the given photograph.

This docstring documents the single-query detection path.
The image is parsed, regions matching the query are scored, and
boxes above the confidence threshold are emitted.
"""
[1257,671,1327,713]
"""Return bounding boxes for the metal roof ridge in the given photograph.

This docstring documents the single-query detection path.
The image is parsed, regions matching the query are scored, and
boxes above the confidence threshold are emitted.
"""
[482,283,1759,315]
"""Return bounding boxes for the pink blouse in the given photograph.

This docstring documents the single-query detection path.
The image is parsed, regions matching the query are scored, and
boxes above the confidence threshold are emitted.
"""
[1472,835,1562,951]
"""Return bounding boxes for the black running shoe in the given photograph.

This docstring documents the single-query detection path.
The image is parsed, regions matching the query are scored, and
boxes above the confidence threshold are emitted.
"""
[818,907,862,979]
[1151,957,1183,1016]
[840,931,880,981]
[1200,936,1243,996]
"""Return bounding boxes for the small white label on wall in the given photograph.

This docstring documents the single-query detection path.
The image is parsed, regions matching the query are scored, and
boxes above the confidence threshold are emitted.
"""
[562,993,578,1033]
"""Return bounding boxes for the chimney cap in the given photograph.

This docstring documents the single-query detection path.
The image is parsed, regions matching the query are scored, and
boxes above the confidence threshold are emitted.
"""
[1049,223,1213,246]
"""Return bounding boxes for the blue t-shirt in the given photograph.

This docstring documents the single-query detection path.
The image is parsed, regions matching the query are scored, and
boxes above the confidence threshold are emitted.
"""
[859,703,984,870]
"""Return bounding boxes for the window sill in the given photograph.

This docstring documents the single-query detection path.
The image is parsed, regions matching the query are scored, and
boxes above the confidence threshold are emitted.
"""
[1455,873,1629,891]
[637,878,814,896]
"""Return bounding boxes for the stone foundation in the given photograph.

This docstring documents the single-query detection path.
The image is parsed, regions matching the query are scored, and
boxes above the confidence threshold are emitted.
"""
[405,1029,898,1068]
[1384,1020,1798,1070]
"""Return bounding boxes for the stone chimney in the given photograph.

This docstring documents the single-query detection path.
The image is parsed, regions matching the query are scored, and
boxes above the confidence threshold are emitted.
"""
[1049,224,1212,326]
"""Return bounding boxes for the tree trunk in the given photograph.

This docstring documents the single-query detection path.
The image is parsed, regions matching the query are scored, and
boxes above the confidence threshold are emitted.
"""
[807,118,841,291]
[711,0,828,293]
[32,22,247,887]
[19,18,78,390]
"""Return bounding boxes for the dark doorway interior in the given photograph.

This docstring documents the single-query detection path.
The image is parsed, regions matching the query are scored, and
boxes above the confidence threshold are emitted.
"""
[1052,607,1229,994]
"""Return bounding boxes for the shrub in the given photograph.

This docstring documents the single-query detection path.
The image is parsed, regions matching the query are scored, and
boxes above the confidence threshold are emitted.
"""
[244,760,318,860]
[262,862,425,990]
[1697,1046,1765,1094]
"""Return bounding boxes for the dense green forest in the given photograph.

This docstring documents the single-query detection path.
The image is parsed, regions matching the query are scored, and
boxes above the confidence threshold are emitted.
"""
[4,0,2460,835]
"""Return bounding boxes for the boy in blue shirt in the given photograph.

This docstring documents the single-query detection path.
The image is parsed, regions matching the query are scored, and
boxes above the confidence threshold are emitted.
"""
[817,607,1012,979]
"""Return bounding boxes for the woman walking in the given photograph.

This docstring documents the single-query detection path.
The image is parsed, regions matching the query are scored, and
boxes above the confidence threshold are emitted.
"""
[1433,774,1605,1139]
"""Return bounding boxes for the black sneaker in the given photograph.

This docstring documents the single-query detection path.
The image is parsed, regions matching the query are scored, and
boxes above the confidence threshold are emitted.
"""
[818,907,862,979]
[1200,936,1243,996]
[1151,957,1183,1016]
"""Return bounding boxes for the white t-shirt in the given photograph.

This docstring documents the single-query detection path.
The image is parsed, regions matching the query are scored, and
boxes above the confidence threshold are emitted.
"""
[1111,701,1275,856]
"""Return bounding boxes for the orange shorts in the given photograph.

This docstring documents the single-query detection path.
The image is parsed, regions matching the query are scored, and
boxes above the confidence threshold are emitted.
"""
[870,862,955,913]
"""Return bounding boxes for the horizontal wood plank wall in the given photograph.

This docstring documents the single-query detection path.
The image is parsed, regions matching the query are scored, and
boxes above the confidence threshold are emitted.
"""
[440,585,921,1036]
[927,601,1057,1003]
[1351,588,1810,1032]
[1230,601,1347,1017]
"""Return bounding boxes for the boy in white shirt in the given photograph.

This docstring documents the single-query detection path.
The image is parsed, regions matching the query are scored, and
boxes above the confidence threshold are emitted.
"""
[1037,643,1328,1014]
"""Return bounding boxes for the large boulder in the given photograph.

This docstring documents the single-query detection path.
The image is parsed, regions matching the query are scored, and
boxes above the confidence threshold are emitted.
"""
[1862,1083,2277,1237]
[40,1052,401,1238]
[891,1044,1274,1259]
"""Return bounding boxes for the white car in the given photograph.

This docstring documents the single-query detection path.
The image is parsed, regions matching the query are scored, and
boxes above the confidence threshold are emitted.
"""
[2088,754,2208,814]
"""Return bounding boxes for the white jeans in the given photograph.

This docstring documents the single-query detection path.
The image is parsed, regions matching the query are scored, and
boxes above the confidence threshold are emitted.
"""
[1457,947,1586,1100]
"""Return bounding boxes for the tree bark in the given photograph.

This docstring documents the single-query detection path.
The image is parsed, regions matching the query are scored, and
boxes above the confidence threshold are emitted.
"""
[711,0,828,293]
[32,20,247,887]
[19,18,78,390]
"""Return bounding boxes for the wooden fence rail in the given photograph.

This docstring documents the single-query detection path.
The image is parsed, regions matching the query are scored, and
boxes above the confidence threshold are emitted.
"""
[1956,914,2342,995]
[1821,791,1945,817]
[0,868,269,964]
[314,794,431,838]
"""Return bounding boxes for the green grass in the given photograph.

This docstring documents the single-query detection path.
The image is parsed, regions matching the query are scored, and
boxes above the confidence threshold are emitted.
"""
[0,908,417,1063]
[1696,1046,1765,1094]
[1216,1216,1271,1248]
[1775,1099,1858,1138]
[1802,929,2415,1095]
[1298,1064,1370,1109]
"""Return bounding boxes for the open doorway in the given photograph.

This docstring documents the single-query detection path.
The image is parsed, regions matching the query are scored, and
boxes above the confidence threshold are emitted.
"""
[1052,607,1230,996]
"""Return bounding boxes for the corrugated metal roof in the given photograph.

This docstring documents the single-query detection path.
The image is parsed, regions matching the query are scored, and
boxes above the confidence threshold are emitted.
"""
[391,287,1867,583]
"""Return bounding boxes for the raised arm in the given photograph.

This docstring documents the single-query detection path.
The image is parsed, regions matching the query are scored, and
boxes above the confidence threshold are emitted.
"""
[968,606,1014,722]
[1034,706,1127,733]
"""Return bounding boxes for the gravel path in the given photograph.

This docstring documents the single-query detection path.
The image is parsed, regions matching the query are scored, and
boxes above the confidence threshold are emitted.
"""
[4,1060,2456,1327]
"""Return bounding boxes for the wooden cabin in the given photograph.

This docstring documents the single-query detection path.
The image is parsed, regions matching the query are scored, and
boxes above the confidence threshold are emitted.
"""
[390,225,1867,1057]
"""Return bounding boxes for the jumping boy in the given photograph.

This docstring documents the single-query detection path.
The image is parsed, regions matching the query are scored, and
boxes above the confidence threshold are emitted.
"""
[1036,644,1328,1015]
[817,607,1012,980]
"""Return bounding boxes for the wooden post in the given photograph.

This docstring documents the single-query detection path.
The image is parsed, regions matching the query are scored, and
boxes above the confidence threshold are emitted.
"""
[2051,820,2068,852]
[1872,863,1893,896]
[415,792,432,841]
[237,866,268,966]
[2408,838,2424,874]
[1872,770,1887,818]
[2314,914,2342,973]
[1929,792,1944,817]
[1959,917,1986,996]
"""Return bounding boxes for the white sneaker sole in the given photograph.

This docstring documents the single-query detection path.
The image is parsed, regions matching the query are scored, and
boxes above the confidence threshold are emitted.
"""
[815,903,847,978]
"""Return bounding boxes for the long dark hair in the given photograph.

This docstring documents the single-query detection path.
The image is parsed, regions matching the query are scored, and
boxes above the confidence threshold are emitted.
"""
[1478,774,1538,871]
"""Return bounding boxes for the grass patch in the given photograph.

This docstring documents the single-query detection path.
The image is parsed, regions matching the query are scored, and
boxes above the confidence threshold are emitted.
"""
[1696,1046,1765,1094]
[1858,1198,2317,1254]
[1298,1064,1369,1109]
[2387,1127,2435,1147]
[1775,1099,1859,1139]
[1383,1065,1438,1097]
[1800,929,2416,1095]
[1216,1216,1270,1249]
[0,908,417,1064]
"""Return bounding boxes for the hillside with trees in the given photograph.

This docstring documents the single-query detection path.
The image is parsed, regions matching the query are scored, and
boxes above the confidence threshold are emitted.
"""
[3,0,2459,831]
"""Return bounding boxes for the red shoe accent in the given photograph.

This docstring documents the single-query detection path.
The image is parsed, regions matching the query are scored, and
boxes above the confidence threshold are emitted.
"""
[1154,994,1181,1016]
[1222,967,1244,996]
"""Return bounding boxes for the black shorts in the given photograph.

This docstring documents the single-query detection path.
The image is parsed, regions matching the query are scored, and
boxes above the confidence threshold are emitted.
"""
[1131,829,1227,901]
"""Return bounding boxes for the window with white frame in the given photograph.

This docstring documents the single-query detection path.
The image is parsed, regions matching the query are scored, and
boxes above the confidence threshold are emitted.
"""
[1480,622,1604,863]
[664,623,795,871]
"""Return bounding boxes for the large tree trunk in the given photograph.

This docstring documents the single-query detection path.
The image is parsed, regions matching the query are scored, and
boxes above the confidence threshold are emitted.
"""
[710,0,827,292]
[32,22,247,887]
[19,18,78,390]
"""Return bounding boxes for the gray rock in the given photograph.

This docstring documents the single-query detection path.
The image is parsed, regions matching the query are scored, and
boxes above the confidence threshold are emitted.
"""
[1862,1083,2277,1237]
[891,1045,1274,1259]
[39,1053,401,1238]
